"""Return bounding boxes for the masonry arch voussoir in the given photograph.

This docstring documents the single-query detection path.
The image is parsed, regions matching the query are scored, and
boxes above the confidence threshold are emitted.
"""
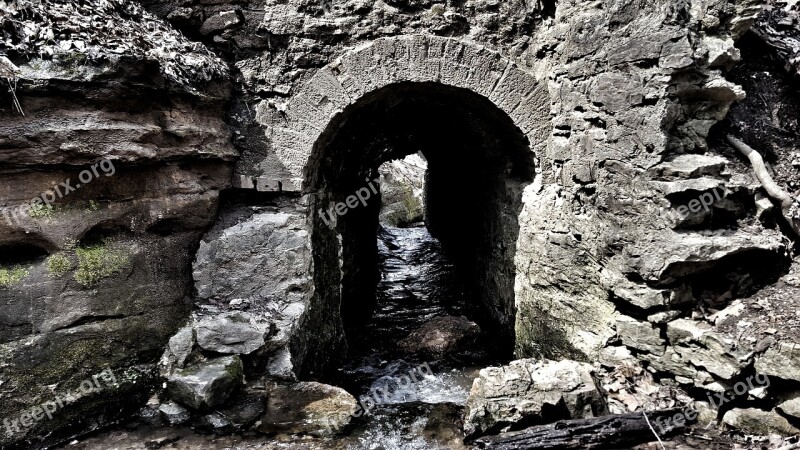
[236,35,550,193]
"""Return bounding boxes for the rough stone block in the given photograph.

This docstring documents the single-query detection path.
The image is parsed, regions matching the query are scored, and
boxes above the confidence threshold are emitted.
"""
[167,356,244,410]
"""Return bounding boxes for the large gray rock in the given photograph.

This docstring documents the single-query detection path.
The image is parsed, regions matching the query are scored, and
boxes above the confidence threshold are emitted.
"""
[257,381,358,437]
[398,315,481,358]
[166,356,244,410]
[193,211,312,305]
[195,311,271,355]
[463,359,607,437]
[616,315,665,355]
[722,408,800,436]
[665,319,746,380]
[755,341,800,382]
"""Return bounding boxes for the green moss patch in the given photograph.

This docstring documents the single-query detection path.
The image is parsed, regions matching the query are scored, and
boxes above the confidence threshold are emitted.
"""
[74,241,130,287]
[0,266,29,288]
[28,203,54,219]
[47,253,71,278]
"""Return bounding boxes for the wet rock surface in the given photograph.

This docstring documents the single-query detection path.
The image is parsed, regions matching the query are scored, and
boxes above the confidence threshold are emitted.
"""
[258,381,358,437]
[398,315,482,358]
[166,355,244,410]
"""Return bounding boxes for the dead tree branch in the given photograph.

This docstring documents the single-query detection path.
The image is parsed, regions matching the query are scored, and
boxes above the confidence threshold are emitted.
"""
[726,134,800,236]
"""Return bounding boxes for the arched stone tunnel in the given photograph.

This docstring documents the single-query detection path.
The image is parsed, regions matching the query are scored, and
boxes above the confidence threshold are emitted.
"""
[235,36,552,377]
[304,81,535,369]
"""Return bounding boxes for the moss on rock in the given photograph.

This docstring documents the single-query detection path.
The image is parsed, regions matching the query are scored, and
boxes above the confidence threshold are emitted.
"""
[74,241,130,286]
[47,253,71,278]
[0,266,29,288]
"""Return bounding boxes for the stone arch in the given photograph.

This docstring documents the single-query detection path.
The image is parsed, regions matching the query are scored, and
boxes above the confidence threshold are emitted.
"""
[235,35,551,192]
[240,36,555,377]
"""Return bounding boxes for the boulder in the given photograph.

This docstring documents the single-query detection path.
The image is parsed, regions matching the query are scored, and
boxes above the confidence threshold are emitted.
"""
[616,315,665,355]
[195,311,270,355]
[257,381,358,437]
[778,397,800,420]
[755,341,800,382]
[399,315,481,357]
[463,359,607,437]
[722,408,800,436]
[166,356,243,410]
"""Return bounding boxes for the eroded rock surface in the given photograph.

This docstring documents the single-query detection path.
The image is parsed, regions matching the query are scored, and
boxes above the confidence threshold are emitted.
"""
[258,381,358,437]
[398,315,481,358]
[463,359,606,437]
[167,356,244,410]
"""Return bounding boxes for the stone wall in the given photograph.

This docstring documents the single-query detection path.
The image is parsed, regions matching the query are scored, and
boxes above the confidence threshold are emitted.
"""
[0,2,235,447]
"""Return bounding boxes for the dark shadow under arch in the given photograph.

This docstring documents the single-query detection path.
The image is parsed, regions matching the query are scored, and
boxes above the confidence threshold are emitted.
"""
[294,82,535,378]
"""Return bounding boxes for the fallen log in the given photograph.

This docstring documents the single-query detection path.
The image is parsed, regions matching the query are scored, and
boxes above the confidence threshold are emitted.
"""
[473,409,693,449]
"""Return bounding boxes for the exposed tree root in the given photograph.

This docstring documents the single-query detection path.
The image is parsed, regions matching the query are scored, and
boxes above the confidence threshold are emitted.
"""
[726,134,800,236]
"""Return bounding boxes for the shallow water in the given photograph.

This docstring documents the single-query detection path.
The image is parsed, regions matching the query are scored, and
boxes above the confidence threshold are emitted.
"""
[334,225,494,450]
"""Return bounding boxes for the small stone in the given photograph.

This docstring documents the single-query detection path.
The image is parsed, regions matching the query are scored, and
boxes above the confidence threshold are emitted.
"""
[158,401,191,425]
[167,356,243,410]
[199,10,241,35]
[398,316,481,357]
[195,412,233,435]
[167,325,195,369]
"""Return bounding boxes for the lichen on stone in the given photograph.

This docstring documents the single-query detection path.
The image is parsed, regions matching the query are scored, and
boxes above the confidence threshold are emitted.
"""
[74,241,130,287]
[0,266,29,288]
[47,253,71,278]
[28,203,54,219]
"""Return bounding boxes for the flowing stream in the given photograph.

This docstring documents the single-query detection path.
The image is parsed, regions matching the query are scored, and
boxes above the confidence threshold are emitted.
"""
[330,225,499,450]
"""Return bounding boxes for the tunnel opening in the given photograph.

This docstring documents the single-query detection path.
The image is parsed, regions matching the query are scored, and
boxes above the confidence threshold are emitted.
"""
[301,82,535,380]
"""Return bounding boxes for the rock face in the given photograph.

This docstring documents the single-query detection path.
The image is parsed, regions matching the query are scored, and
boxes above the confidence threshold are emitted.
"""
[399,316,481,358]
[463,359,607,437]
[378,154,427,226]
[0,1,234,447]
[257,381,358,437]
[166,356,244,410]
